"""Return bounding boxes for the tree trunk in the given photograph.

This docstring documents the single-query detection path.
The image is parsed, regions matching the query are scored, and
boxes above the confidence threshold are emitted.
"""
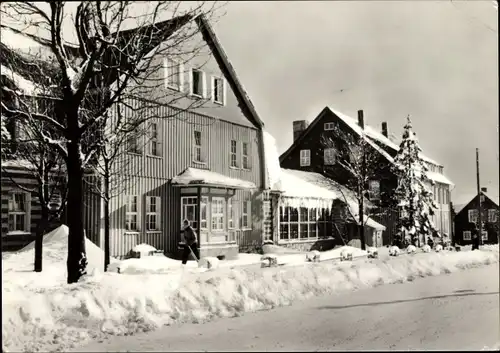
[358,184,366,251]
[34,206,49,272]
[66,142,87,284]
[104,169,110,272]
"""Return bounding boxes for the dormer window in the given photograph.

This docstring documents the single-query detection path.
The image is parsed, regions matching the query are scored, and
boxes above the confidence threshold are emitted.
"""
[212,76,225,105]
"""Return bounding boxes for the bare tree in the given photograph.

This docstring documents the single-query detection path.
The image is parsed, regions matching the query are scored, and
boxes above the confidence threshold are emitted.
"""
[321,122,396,250]
[1,97,67,272]
[1,1,225,283]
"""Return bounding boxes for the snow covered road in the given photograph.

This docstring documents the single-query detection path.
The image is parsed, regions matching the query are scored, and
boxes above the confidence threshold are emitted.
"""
[76,263,500,352]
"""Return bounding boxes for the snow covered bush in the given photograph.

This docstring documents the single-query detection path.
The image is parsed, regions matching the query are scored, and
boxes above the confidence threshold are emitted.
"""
[406,245,417,254]
[389,246,401,256]
[435,244,443,252]
[306,250,321,262]
[340,249,353,261]
[367,247,378,259]
[421,244,432,253]
[128,244,157,258]
[198,257,220,270]
[261,254,278,267]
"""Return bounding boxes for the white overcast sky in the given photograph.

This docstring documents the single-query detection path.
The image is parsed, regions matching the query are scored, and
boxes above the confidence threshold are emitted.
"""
[212,0,498,205]
[7,0,497,205]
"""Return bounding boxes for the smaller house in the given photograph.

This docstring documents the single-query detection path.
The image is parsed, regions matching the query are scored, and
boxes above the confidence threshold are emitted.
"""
[453,187,499,245]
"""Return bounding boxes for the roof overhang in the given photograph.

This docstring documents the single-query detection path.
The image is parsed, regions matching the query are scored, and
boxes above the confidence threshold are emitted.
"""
[171,167,257,190]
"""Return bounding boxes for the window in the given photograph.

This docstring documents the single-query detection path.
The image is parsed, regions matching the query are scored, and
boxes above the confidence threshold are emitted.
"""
[324,122,334,131]
[181,196,208,231]
[212,76,225,104]
[481,231,488,241]
[369,180,381,201]
[148,123,160,156]
[242,142,250,169]
[279,205,330,241]
[242,200,251,229]
[480,194,485,203]
[146,196,161,231]
[488,209,498,223]
[190,69,204,97]
[463,231,471,241]
[211,197,225,231]
[164,58,182,91]
[230,140,238,168]
[323,148,336,165]
[468,209,478,223]
[125,195,139,231]
[193,130,203,162]
[8,192,29,232]
[300,149,310,167]
[126,133,141,154]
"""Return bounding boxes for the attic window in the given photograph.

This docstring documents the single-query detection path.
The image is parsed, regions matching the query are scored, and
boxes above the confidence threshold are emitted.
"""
[190,69,204,97]
[324,122,334,131]
[212,76,225,105]
[300,149,310,167]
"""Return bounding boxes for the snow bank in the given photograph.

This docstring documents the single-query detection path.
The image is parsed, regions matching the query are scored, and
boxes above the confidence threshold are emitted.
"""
[3,247,498,352]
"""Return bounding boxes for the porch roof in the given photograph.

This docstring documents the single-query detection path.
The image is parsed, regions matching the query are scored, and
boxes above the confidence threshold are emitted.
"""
[171,167,257,190]
[354,215,387,231]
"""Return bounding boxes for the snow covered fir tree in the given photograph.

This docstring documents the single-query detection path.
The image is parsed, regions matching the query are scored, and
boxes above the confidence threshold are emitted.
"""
[392,115,438,247]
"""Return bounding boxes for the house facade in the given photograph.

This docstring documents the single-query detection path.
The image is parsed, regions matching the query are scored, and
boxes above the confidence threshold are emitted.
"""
[86,15,270,259]
[453,188,499,245]
[279,106,454,246]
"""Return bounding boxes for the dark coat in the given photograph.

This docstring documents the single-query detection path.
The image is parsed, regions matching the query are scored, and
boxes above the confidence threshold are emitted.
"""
[183,225,197,246]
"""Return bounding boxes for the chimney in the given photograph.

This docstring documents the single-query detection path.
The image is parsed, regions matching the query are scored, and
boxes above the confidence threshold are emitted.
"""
[381,122,388,137]
[481,187,487,193]
[293,120,309,141]
[357,110,364,129]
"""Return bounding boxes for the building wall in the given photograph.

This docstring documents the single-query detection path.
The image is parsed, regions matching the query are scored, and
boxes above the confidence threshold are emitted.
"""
[1,166,66,251]
[454,195,499,245]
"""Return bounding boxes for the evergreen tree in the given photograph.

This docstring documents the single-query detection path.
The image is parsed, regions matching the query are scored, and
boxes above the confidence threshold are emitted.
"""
[393,115,438,246]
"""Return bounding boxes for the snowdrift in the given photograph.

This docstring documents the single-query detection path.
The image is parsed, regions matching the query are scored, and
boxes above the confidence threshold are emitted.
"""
[2,244,498,353]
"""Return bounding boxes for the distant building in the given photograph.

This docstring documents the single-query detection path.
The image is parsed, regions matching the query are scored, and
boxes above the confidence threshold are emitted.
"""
[453,187,499,245]
[279,106,454,245]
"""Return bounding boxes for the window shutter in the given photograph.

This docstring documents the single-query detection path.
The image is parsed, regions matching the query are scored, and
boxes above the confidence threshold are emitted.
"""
[178,63,184,92]
[210,76,215,102]
[222,78,227,106]
[188,69,193,95]
[163,58,169,89]
[201,71,207,99]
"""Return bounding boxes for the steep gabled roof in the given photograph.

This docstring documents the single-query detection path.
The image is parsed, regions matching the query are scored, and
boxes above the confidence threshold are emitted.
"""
[195,15,264,129]
[455,191,500,218]
[279,106,453,185]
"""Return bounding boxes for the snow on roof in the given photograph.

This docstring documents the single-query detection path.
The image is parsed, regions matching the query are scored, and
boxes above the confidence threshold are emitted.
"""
[1,159,37,170]
[263,130,282,190]
[1,64,42,95]
[357,215,386,231]
[171,167,257,190]
[277,168,368,216]
[427,171,454,186]
[328,107,442,167]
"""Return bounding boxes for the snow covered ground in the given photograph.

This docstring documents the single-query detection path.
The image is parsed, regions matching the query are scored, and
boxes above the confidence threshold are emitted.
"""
[2,226,498,352]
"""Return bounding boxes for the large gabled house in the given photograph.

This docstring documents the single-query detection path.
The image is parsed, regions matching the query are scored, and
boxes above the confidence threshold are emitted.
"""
[1,15,271,259]
[279,106,454,245]
[453,187,499,245]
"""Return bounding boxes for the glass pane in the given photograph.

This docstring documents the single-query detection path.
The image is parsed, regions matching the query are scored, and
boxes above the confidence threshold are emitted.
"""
[290,224,299,239]
[299,207,308,222]
[280,207,288,222]
[280,224,289,240]
[299,224,308,240]
[16,214,25,231]
[290,208,298,222]
[318,223,326,238]
[309,225,317,239]
[309,208,317,221]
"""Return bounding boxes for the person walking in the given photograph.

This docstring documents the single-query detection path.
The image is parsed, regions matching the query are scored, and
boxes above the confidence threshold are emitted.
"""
[181,219,200,264]
[471,222,480,251]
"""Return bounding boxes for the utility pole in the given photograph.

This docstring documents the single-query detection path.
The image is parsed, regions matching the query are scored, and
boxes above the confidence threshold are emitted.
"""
[476,148,482,246]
